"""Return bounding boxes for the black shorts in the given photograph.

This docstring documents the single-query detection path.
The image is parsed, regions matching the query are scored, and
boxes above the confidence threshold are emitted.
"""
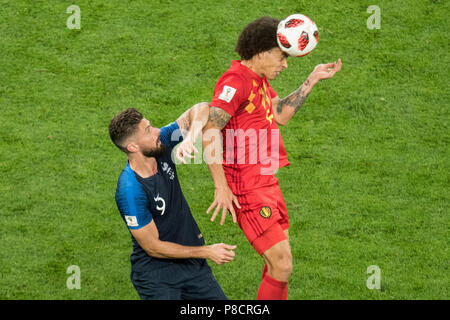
[130,259,227,300]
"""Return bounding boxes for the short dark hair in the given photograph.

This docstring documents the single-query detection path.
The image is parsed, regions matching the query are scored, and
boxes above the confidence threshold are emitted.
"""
[235,16,281,60]
[109,108,143,153]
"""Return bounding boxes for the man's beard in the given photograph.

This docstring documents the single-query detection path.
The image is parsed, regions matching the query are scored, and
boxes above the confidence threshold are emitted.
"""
[142,140,166,158]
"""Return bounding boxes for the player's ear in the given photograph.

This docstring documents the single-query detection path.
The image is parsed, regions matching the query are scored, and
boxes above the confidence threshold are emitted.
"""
[256,51,265,61]
[126,142,138,153]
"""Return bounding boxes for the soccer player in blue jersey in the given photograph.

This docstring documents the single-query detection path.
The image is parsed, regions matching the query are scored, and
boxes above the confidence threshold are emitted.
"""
[109,103,236,300]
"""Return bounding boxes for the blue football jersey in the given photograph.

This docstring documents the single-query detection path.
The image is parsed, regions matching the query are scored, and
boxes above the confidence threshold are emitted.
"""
[115,121,205,271]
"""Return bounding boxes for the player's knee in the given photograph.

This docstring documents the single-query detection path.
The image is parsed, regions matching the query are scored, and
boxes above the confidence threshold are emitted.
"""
[280,254,293,275]
[272,251,293,276]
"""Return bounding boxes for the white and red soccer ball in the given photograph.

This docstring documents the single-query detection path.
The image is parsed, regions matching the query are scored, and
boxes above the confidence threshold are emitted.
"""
[277,14,319,57]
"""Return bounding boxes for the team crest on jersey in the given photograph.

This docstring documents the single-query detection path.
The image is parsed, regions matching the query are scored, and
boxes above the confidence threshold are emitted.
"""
[259,206,272,219]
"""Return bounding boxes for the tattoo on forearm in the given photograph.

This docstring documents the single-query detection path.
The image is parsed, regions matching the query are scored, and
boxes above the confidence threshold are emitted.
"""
[181,114,191,132]
[208,107,231,130]
[177,109,192,133]
[278,79,311,115]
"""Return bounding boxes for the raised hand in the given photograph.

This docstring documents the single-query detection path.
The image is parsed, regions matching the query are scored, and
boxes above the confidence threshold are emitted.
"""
[176,134,198,164]
[310,58,342,81]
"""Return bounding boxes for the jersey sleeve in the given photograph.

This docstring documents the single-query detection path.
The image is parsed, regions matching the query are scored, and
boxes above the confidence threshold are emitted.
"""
[267,83,277,99]
[160,121,183,149]
[115,169,152,230]
[210,73,248,117]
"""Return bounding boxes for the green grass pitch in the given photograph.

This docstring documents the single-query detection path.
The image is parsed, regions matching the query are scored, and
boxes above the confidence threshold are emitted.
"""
[0,0,448,299]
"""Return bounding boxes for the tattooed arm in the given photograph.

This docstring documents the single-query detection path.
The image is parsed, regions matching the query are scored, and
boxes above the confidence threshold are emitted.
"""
[175,102,210,163]
[272,58,342,126]
[202,107,240,225]
[272,78,315,126]
[176,102,210,136]
[207,106,232,129]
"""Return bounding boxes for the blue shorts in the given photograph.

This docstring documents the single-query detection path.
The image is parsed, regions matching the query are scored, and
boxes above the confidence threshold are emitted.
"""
[130,259,227,300]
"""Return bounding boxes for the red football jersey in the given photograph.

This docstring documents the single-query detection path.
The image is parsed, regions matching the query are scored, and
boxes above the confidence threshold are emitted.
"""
[210,60,290,194]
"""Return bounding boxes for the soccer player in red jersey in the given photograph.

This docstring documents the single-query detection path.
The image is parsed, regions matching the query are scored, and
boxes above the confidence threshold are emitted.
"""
[202,16,342,300]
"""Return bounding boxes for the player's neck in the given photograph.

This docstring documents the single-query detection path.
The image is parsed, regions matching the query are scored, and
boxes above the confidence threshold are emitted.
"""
[241,59,264,78]
[128,154,158,178]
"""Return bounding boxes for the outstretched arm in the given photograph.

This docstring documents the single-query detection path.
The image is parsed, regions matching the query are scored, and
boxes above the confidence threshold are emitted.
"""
[175,102,210,163]
[272,58,342,126]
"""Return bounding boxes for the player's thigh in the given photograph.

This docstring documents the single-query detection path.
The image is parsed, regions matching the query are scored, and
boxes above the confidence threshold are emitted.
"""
[131,269,182,300]
[284,228,289,241]
[274,183,290,230]
[182,273,228,300]
[236,186,287,251]
[262,237,292,271]
[251,220,288,256]
[181,262,228,300]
